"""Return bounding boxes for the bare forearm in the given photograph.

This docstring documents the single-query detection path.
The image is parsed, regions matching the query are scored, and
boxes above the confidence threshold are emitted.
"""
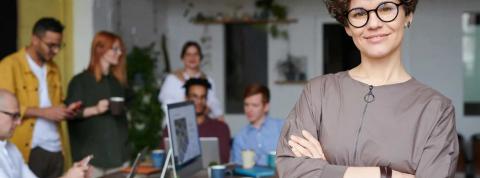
[24,105,71,121]
[344,167,380,178]
[24,107,44,118]
[82,106,100,118]
[344,167,414,178]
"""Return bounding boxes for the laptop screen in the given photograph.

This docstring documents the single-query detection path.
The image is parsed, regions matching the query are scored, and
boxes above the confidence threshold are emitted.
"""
[166,102,202,167]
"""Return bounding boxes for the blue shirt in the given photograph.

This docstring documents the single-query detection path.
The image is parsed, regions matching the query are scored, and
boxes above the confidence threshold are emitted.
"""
[231,117,284,166]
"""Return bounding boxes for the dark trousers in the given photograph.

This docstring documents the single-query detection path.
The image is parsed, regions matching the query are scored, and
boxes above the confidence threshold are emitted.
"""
[28,147,64,178]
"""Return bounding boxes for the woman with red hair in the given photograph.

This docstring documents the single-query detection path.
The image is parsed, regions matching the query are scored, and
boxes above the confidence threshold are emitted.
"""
[65,31,130,177]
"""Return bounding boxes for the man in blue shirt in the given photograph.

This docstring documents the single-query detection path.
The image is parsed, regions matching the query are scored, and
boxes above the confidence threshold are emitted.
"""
[231,84,284,166]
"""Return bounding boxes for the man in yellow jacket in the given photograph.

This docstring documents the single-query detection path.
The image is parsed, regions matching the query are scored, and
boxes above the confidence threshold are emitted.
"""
[0,17,79,178]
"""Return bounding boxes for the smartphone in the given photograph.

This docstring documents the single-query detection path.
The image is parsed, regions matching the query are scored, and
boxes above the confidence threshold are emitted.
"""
[69,101,83,112]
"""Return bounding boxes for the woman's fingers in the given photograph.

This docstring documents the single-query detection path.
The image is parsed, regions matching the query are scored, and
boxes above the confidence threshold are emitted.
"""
[301,130,325,159]
[290,145,302,157]
[290,135,322,158]
[289,136,314,158]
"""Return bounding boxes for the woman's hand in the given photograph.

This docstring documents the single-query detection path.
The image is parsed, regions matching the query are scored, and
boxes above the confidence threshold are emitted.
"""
[393,170,415,178]
[61,162,89,178]
[95,99,109,114]
[289,131,416,178]
[288,130,326,160]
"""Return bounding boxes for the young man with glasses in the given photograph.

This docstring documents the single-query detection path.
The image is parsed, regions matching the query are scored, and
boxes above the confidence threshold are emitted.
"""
[0,89,89,178]
[0,17,80,178]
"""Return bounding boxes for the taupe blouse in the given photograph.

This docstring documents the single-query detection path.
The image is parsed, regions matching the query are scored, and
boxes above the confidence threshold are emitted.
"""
[276,71,458,178]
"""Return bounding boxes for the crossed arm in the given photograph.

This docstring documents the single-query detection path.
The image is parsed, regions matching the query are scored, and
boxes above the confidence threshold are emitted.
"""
[287,130,414,178]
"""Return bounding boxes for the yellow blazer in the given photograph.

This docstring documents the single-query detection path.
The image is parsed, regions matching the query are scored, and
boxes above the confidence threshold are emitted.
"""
[0,48,71,165]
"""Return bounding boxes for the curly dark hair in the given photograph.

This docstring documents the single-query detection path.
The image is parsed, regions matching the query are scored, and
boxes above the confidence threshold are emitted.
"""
[324,0,418,26]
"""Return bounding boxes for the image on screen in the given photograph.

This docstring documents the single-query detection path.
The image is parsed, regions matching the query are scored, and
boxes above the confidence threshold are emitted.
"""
[167,102,201,166]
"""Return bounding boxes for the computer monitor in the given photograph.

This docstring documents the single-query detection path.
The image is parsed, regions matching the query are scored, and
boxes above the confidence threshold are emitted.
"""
[166,101,203,177]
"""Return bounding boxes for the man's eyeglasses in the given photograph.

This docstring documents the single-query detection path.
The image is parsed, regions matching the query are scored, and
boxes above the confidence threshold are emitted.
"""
[0,110,21,121]
[345,1,403,28]
[40,39,66,51]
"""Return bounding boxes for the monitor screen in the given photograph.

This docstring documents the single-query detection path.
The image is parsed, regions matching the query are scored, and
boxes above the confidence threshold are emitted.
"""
[166,101,202,166]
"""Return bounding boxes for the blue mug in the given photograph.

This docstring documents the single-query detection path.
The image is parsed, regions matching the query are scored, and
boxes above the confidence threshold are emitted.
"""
[209,165,226,178]
[267,151,276,168]
[151,149,165,168]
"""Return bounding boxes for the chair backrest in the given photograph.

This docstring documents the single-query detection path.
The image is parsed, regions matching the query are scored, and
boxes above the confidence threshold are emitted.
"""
[457,134,466,172]
[472,134,480,175]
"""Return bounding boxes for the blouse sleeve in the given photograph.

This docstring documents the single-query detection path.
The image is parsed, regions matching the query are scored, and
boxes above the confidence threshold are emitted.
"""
[415,101,458,178]
[64,75,86,119]
[158,74,178,105]
[276,81,347,178]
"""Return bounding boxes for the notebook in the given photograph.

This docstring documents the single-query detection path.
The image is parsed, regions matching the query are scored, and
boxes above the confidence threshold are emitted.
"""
[234,165,275,178]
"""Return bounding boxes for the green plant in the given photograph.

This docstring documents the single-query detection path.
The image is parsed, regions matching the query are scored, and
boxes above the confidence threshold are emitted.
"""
[255,0,289,40]
[126,44,164,157]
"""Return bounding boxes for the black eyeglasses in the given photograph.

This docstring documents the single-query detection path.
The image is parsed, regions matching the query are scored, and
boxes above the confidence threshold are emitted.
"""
[345,1,403,28]
[40,39,66,51]
[0,110,21,121]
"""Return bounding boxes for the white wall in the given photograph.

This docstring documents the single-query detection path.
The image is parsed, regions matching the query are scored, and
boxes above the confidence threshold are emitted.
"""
[163,0,335,134]
[73,0,95,73]
[405,0,480,140]
[77,0,480,139]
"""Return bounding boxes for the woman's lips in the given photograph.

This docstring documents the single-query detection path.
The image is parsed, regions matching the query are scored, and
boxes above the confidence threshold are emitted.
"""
[364,33,389,43]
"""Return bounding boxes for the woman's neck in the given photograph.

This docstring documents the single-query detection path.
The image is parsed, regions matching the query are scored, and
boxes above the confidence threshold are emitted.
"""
[100,60,110,75]
[349,50,411,86]
[184,67,200,77]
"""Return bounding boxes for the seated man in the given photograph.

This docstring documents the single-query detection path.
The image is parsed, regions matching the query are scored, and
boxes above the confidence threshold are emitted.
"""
[231,84,284,166]
[162,79,231,164]
[0,89,89,178]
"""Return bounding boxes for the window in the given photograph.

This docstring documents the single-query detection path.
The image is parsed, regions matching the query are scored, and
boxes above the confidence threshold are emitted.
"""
[463,12,480,115]
[225,24,268,114]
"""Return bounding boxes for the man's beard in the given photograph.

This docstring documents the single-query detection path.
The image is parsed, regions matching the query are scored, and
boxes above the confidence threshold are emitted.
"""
[196,110,205,116]
[36,50,48,63]
[195,106,206,116]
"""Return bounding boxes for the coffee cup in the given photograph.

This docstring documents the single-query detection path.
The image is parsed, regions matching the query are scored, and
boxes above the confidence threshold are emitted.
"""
[151,149,165,168]
[241,149,255,169]
[109,97,124,116]
[208,165,226,178]
[267,151,276,168]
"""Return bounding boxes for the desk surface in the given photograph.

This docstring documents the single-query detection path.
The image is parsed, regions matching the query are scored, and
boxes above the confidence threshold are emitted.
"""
[102,169,276,178]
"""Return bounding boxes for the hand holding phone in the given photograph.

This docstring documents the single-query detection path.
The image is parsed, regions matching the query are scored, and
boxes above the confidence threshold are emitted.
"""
[67,101,83,113]
[79,155,93,167]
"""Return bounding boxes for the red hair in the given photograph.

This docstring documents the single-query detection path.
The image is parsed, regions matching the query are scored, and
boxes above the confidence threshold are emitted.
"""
[243,84,270,104]
[87,31,127,86]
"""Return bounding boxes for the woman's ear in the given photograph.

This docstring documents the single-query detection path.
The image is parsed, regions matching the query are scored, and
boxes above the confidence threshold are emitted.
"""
[406,13,414,27]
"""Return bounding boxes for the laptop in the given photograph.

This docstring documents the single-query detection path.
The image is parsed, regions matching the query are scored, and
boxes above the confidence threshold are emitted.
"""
[164,137,220,168]
[127,147,148,178]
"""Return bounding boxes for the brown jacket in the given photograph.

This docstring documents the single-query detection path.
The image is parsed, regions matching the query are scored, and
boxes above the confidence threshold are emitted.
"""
[277,71,458,178]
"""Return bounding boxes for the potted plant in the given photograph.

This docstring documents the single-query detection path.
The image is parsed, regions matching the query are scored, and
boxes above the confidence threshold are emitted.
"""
[126,44,164,157]
[276,54,307,81]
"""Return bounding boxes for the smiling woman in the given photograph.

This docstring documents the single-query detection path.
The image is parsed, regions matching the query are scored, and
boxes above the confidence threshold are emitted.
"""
[276,0,459,178]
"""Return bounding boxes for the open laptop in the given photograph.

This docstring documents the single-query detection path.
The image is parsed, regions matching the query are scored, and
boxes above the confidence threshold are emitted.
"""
[126,147,148,178]
[165,101,203,177]
[164,137,220,168]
